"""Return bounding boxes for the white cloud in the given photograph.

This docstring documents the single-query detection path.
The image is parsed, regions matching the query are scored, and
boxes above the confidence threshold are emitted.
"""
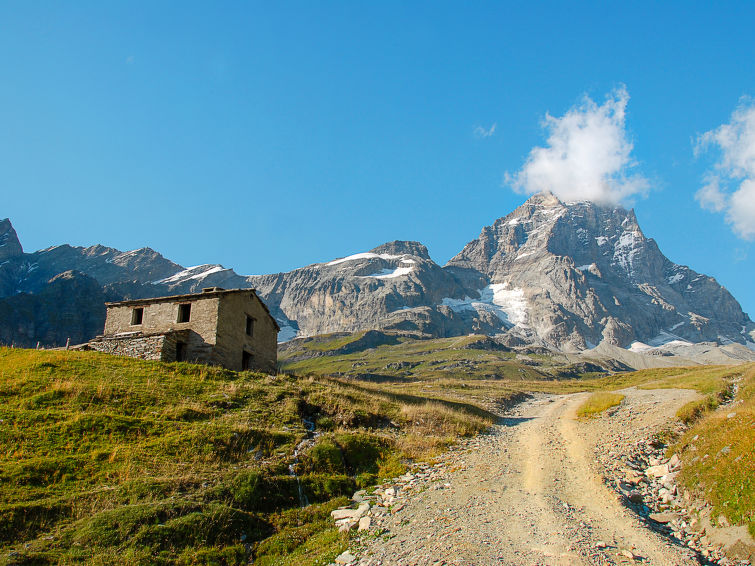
[474,123,496,138]
[696,176,727,212]
[505,86,649,205]
[695,98,755,241]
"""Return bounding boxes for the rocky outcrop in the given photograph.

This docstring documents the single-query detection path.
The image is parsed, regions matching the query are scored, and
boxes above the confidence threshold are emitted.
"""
[446,193,754,351]
[0,218,23,261]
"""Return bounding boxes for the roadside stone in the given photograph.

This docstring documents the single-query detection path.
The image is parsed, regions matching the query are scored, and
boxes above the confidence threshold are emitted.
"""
[352,489,367,502]
[334,550,356,565]
[332,509,359,521]
[338,519,358,533]
[358,516,371,531]
[668,453,681,471]
[649,512,677,524]
[645,463,670,478]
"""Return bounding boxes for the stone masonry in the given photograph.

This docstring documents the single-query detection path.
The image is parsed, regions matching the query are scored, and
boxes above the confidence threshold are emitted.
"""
[88,287,279,372]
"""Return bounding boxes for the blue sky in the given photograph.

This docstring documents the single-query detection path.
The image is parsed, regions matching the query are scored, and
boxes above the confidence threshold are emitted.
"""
[1,2,754,316]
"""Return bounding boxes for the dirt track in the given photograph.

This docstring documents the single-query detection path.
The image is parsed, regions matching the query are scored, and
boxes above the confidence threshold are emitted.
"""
[358,388,701,565]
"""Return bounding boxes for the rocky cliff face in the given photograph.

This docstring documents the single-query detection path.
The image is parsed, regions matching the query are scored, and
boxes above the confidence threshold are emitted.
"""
[0,270,119,347]
[1,195,753,351]
[0,219,23,261]
[446,193,752,350]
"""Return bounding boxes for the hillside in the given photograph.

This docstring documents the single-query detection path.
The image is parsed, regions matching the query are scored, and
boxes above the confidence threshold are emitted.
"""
[1,348,753,564]
[0,348,510,565]
[279,330,755,381]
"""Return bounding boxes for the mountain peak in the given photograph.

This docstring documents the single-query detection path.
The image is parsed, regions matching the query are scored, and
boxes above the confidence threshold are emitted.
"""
[369,240,430,259]
[524,192,563,208]
[0,219,23,260]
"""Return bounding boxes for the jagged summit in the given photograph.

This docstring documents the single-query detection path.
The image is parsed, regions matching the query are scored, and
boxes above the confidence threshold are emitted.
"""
[447,194,752,350]
[369,240,431,260]
[0,218,23,260]
[1,201,753,353]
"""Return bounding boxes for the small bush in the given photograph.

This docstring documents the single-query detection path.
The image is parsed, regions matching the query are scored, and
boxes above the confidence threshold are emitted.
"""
[71,501,201,547]
[300,474,355,503]
[301,438,345,475]
[335,433,389,476]
[223,471,300,513]
[131,503,269,551]
[0,499,72,543]
[177,545,248,566]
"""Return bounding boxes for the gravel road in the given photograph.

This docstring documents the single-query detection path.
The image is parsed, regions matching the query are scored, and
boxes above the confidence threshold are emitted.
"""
[355,388,703,565]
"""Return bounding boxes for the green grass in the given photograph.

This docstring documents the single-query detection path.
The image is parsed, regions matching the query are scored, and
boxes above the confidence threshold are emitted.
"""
[2,344,752,563]
[280,333,594,382]
[576,392,625,418]
[671,364,755,537]
[0,347,511,565]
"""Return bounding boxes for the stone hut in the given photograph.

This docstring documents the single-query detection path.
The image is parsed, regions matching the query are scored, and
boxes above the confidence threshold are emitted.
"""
[87,287,279,372]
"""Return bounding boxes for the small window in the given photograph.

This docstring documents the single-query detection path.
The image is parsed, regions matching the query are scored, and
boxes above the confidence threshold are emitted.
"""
[177,303,191,323]
[241,350,252,371]
[245,316,255,337]
[131,307,144,325]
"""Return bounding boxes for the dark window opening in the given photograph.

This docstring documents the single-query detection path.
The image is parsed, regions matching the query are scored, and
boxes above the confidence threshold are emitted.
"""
[242,350,252,371]
[131,307,144,325]
[177,303,191,323]
[176,342,187,362]
[245,315,255,336]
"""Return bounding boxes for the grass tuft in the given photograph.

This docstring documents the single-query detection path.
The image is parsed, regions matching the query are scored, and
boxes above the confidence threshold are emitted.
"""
[576,392,625,418]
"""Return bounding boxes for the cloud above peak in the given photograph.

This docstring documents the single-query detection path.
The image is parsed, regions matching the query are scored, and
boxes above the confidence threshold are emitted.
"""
[505,87,649,205]
[695,98,755,241]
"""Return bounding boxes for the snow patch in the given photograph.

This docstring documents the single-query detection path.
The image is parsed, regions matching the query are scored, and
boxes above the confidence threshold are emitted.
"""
[327,252,403,266]
[155,265,226,284]
[360,266,413,279]
[627,331,693,352]
[669,321,685,331]
[515,251,535,260]
[576,264,595,272]
[596,236,608,246]
[646,331,692,347]
[667,273,684,284]
[612,230,643,278]
[441,284,528,327]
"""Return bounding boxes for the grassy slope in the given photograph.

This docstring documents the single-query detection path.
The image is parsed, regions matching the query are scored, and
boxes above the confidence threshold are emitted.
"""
[0,348,507,565]
[671,364,755,537]
[280,333,601,382]
[2,342,752,563]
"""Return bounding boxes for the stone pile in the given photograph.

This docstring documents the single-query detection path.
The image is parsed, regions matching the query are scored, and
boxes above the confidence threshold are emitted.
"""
[597,432,752,565]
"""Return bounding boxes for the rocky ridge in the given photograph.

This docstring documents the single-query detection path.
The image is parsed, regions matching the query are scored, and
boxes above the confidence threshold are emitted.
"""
[1,192,753,351]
